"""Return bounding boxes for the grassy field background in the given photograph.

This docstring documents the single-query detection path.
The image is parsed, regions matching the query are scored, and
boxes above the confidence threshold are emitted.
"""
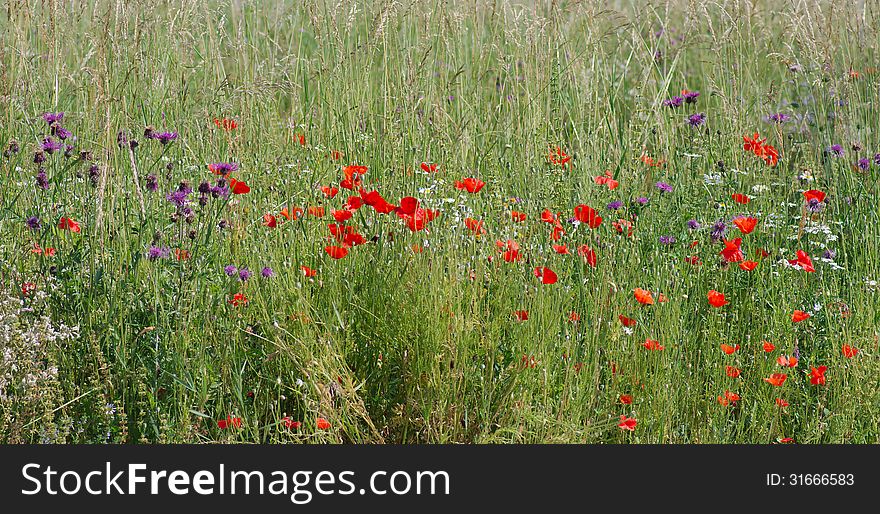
[1,0,879,443]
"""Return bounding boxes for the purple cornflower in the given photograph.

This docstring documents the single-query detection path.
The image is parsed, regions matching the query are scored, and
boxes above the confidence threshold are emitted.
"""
[828,144,844,157]
[198,181,211,194]
[655,181,673,194]
[145,174,158,192]
[683,90,700,103]
[856,158,870,171]
[41,137,63,154]
[26,216,41,230]
[710,221,726,242]
[687,219,701,230]
[663,96,683,108]
[208,162,238,176]
[874,153,880,166]
[238,267,252,282]
[607,200,623,210]
[686,113,706,127]
[42,112,64,124]
[147,245,171,261]
[260,266,275,278]
[165,189,190,208]
[807,198,824,213]
[36,170,49,190]
[659,235,676,245]
[636,197,649,205]
[153,132,178,145]
[224,265,237,277]
[822,249,836,260]
[768,113,790,124]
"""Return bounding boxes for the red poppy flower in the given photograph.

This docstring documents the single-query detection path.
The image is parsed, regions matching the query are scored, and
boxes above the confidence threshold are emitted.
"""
[320,185,339,198]
[803,189,826,203]
[731,193,751,204]
[841,344,859,358]
[316,417,331,430]
[465,218,486,235]
[325,246,349,259]
[720,343,740,355]
[619,315,637,327]
[511,210,527,222]
[777,355,798,368]
[577,245,597,267]
[791,310,810,323]
[594,170,619,190]
[420,162,439,173]
[732,216,757,235]
[738,260,758,271]
[612,219,634,237]
[788,250,815,272]
[684,255,702,266]
[643,338,664,351]
[568,311,580,322]
[213,117,238,131]
[227,178,250,194]
[301,266,317,277]
[634,288,654,305]
[776,398,789,408]
[552,244,570,255]
[720,238,744,263]
[760,144,779,166]
[296,133,306,146]
[283,417,302,430]
[229,293,248,306]
[755,248,770,258]
[764,374,787,386]
[762,341,776,352]
[454,178,486,193]
[308,206,326,217]
[725,366,741,378]
[742,132,766,154]
[513,310,529,321]
[619,394,633,405]
[58,217,81,233]
[573,205,603,229]
[707,290,728,308]
[548,146,571,167]
[618,415,637,431]
[280,206,304,220]
[718,390,740,406]
[533,267,558,285]
[217,416,243,429]
[263,213,278,228]
[174,248,190,261]
[809,366,827,385]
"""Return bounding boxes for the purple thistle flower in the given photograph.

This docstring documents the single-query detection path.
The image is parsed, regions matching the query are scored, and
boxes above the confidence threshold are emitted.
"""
[224,265,237,277]
[807,198,824,213]
[768,113,790,124]
[41,137,63,154]
[33,151,46,164]
[822,249,836,260]
[663,96,683,108]
[636,197,649,205]
[686,113,706,127]
[873,153,880,166]
[655,181,673,194]
[147,245,171,261]
[208,162,238,176]
[42,112,64,124]
[165,189,190,208]
[659,235,676,245]
[26,216,41,230]
[261,266,275,278]
[145,174,158,192]
[683,91,700,103]
[52,125,73,140]
[153,132,178,145]
[36,170,49,190]
[607,200,623,210]
[198,181,211,194]
[238,268,252,282]
[828,144,844,157]
[710,221,726,242]
[687,219,701,230]
[856,158,870,171]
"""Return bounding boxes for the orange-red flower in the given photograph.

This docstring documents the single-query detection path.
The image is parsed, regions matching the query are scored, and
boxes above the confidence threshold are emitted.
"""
[841,344,859,358]
[708,290,728,308]
[764,373,787,386]
[725,366,741,378]
[454,177,486,193]
[720,343,740,355]
[634,288,654,305]
[809,366,827,385]
[732,216,757,235]
[791,310,810,323]
[643,338,664,351]
[618,415,637,431]
[58,217,81,233]
[533,267,558,285]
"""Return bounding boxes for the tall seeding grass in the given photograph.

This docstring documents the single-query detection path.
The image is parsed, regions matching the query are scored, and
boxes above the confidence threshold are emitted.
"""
[1,0,879,443]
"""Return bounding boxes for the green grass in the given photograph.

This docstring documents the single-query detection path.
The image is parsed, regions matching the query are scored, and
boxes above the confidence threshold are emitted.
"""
[1,0,879,443]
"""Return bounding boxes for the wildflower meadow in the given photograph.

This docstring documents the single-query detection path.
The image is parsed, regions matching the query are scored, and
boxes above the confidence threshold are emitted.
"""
[1,0,879,444]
